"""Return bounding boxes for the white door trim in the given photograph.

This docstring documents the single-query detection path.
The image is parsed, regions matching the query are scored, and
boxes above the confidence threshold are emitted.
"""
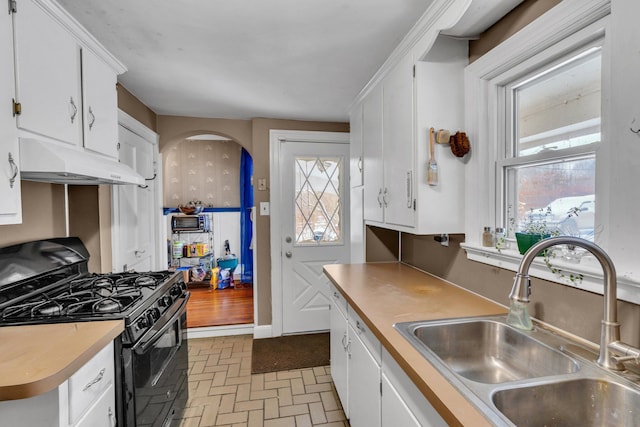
[269,129,350,337]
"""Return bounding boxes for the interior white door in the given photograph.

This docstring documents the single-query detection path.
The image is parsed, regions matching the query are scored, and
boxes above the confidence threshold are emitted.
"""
[280,139,350,334]
[112,125,155,272]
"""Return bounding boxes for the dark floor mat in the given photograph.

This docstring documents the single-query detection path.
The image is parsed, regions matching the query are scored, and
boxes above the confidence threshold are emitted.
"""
[251,332,330,374]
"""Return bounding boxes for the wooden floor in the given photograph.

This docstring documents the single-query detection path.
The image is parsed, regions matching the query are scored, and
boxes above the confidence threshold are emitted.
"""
[186,286,254,328]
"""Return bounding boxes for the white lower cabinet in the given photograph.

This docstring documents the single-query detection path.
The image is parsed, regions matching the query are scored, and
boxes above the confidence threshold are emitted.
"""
[329,288,349,417]
[381,349,447,427]
[0,340,116,427]
[348,318,381,427]
[329,285,447,427]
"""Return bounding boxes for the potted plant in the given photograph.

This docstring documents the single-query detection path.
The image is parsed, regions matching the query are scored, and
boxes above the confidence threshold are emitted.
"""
[514,207,559,255]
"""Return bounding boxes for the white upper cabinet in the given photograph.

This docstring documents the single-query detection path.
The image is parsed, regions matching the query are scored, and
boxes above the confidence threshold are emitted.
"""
[362,84,384,223]
[11,0,125,159]
[359,36,467,235]
[0,2,21,225]
[13,0,82,147]
[82,49,118,158]
[382,52,415,229]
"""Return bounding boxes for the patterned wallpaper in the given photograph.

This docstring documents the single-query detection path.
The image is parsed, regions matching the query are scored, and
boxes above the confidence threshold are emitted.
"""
[164,140,242,207]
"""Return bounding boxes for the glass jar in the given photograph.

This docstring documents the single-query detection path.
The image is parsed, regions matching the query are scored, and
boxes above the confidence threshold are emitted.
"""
[495,227,508,250]
[482,227,494,247]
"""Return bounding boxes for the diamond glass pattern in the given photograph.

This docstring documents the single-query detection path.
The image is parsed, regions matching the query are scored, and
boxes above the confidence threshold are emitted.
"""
[293,156,342,244]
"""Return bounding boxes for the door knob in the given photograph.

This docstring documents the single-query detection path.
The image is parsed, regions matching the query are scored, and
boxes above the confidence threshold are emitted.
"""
[285,236,292,243]
[285,251,292,258]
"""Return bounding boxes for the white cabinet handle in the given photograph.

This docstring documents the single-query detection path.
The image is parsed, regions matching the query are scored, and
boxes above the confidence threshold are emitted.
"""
[108,407,116,427]
[357,157,363,173]
[8,153,18,189]
[377,188,383,207]
[88,106,96,130]
[341,333,347,350]
[356,320,366,334]
[69,97,78,123]
[382,188,389,207]
[83,368,105,391]
[346,339,352,359]
[134,249,146,257]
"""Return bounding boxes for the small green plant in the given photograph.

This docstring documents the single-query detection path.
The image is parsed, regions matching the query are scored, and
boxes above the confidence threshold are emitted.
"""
[520,207,560,236]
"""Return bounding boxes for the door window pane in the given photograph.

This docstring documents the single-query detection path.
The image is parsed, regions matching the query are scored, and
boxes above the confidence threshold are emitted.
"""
[293,156,342,244]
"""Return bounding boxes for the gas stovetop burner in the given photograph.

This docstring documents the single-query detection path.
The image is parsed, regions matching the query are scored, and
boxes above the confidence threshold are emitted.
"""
[94,298,122,313]
[36,301,63,317]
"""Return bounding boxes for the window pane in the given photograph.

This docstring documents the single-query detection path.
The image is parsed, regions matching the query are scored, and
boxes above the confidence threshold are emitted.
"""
[515,49,601,156]
[293,156,342,244]
[506,157,595,239]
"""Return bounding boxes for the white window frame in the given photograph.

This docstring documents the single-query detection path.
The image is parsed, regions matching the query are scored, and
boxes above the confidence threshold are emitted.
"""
[460,0,640,305]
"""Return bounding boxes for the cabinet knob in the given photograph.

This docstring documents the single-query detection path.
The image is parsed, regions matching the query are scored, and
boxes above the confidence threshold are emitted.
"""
[88,106,96,130]
[285,251,293,258]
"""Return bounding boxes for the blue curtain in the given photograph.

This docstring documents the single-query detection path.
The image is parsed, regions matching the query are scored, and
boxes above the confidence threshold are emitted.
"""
[240,148,254,284]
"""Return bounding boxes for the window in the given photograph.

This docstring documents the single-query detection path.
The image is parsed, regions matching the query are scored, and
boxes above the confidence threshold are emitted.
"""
[499,46,601,241]
[458,3,640,302]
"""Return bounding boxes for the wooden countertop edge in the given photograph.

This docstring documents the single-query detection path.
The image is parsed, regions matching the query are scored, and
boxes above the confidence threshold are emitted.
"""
[0,320,124,401]
[324,263,507,427]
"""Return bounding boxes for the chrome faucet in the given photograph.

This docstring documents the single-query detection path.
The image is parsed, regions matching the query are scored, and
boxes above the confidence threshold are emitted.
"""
[507,236,640,370]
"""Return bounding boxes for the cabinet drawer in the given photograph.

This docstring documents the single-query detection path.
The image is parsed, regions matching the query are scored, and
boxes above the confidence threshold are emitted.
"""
[329,283,347,317]
[348,305,381,365]
[74,384,116,427]
[68,341,115,425]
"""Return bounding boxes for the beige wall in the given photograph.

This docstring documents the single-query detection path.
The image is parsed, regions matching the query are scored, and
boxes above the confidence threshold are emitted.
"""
[468,0,561,63]
[117,84,158,132]
[0,181,66,247]
[68,186,102,272]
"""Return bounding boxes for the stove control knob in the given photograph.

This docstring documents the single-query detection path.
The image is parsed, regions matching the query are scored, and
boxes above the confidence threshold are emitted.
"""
[170,285,182,297]
[136,317,149,330]
[159,296,173,307]
[147,308,161,322]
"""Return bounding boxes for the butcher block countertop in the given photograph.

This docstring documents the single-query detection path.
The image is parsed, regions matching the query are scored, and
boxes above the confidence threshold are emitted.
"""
[323,262,508,427]
[0,320,124,401]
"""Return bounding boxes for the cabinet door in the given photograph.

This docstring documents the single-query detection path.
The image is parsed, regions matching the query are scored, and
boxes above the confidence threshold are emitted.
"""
[362,85,384,223]
[383,53,415,228]
[13,0,81,146]
[74,384,116,427]
[0,6,21,224]
[330,301,349,417]
[348,324,381,427]
[381,373,421,427]
[82,49,118,158]
[350,104,363,188]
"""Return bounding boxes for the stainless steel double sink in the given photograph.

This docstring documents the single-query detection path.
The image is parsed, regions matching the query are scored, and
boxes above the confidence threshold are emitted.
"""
[394,316,640,426]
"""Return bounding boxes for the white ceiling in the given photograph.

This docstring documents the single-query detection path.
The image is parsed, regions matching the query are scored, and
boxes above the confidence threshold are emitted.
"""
[57,0,436,122]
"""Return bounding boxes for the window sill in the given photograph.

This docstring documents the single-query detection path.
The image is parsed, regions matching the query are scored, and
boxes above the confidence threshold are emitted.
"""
[461,242,640,306]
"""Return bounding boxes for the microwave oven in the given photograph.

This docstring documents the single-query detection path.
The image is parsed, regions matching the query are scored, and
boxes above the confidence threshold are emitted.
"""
[171,214,211,232]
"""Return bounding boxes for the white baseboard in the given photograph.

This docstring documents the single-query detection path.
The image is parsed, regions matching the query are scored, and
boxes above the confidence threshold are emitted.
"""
[187,324,254,339]
[252,324,274,339]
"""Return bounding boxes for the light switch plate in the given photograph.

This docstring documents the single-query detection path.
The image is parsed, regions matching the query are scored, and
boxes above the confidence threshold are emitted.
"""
[260,202,270,216]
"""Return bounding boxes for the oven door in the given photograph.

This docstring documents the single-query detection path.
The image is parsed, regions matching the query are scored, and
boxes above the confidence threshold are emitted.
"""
[124,294,189,427]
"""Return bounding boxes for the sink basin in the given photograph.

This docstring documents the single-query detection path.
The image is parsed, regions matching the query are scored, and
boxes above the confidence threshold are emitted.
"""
[402,319,579,383]
[493,378,640,427]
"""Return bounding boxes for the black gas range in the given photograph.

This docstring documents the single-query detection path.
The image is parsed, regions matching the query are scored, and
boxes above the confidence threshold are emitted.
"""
[0,237,190,427]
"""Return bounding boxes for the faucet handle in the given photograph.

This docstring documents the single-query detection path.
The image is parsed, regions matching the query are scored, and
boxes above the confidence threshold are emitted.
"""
[509,273,531,303]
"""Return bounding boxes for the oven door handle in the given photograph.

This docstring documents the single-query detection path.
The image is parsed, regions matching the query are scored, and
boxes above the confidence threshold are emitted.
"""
[132,294,189,354]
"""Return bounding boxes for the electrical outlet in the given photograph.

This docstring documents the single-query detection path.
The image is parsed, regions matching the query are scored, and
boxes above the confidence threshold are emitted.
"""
[440,234,449,246]
[260,202,270,216]
[257,178,267,191]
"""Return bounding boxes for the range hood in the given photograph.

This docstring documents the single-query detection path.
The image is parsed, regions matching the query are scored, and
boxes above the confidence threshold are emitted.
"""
[19,138,145,185]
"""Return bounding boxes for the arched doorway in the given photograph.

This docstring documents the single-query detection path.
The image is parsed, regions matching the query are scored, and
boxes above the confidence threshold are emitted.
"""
[163,134,254,331]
